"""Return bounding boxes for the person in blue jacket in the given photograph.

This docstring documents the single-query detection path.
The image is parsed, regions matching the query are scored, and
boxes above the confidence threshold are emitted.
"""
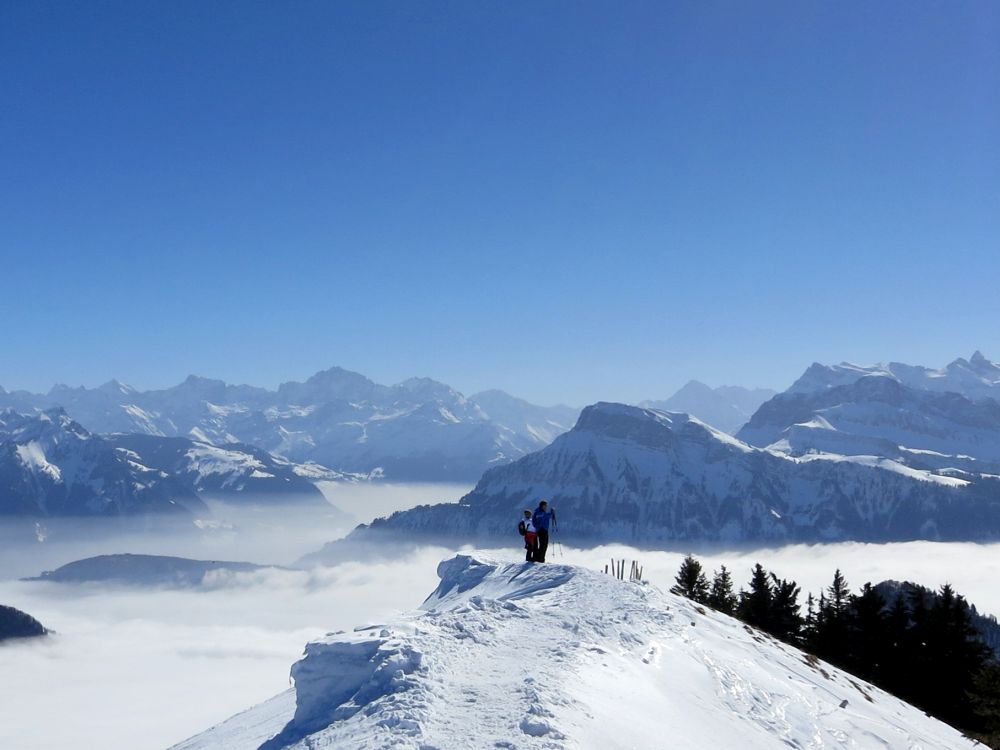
[532,500,556,562]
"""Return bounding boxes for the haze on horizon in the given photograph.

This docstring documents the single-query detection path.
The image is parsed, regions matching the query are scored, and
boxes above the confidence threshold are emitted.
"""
[2,2,998,405]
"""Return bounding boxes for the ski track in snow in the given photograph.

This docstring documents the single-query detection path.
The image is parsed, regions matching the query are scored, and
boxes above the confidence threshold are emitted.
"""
[173,555,977,750]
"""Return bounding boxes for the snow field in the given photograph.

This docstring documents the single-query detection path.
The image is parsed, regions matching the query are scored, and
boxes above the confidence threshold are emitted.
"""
[175,554,977,750]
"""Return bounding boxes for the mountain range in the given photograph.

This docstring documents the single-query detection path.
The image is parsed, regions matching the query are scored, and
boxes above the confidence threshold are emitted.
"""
[0,408,202,517]
[787,351,1000,400]
[0,368,579,482]
[738,351,1000,479]
[7,353,1000,538]
[307,351,1000,549]
[0,409,334,516]
[304,401,1000,560]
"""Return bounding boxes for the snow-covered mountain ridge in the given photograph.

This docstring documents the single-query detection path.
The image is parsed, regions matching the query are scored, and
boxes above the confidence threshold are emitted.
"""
[106,434,335,505]
[739,353,1000,479]
[788,350,1000,400]
[173,554,977,750]
[0,368,578,482]
[0,409,342,517]
[308,402,1000,555]
[0,408,202,517]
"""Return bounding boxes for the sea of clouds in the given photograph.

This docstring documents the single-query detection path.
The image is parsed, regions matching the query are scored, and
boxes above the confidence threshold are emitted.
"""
[2,482,998,750]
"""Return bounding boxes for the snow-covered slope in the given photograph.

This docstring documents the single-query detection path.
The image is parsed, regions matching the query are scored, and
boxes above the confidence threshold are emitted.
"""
[172,554,977,750]
[788,351,1000,400]
[738,371,1000,478]
[0,368,576,482]
[641,380,776,434]
[308,403,1000,555]
[0,409,203,517]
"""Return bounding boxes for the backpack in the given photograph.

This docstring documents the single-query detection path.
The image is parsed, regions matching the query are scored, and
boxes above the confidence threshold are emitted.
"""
[518,520,527,536]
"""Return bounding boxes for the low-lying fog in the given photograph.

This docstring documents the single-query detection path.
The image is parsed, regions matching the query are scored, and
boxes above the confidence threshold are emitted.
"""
[0,483,471,579]
[2,483,998,750]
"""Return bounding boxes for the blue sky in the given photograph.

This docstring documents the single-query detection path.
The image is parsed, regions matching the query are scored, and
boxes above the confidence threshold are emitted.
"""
[2,1,998,405]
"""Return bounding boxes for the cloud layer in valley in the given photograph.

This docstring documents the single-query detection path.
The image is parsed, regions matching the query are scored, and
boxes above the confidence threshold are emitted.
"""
[2,484,998,750]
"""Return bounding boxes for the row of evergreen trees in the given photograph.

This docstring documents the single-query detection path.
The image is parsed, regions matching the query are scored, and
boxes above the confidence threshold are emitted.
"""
[670,555,1000,746]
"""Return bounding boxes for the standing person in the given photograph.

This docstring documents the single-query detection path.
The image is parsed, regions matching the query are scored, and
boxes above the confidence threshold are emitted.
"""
[518,509,538,562]
[532,500,555,562]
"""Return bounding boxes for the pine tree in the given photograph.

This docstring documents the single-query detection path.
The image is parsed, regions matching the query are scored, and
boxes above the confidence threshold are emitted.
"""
[846,583,887,681]
[670,554,709,603]
[738,563,773,630]
[768,573,802,643]
[924,584,992,728]
[802,593,817,644]
[707,566,738,616]
[828,569,850,618]
[813,570,850,662]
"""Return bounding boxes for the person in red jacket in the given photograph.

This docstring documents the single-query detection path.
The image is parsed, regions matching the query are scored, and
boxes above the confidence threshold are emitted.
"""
[518,509,538,562]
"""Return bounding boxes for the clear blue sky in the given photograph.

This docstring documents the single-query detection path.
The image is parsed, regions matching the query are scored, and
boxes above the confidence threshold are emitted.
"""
[2,1,998,405]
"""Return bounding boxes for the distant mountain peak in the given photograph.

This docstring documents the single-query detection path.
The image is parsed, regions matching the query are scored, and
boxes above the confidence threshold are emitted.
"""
[640,381,776,434]
[181,374,226,388]
[395,376,461,402]
[98,378,135,395]
[47,383,84,396]
[672,379,716,395]
[2,407,89,443]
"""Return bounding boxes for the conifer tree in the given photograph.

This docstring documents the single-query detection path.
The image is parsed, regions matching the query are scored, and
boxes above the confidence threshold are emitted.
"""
[768,573,802,642]
[738,563,773,630]
[924,584,991,728]
[813,569,850,661]
[802,593,817,643]
[828,569,850,618]
[707,566,738,616]
[670,554,709,603]
[846,583,887,681]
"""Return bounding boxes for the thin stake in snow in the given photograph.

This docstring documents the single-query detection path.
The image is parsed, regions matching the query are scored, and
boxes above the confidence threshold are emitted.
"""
[605,558,643,582]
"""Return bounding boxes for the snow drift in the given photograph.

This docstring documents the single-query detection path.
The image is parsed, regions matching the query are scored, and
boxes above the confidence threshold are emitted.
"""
[173,554,977,750]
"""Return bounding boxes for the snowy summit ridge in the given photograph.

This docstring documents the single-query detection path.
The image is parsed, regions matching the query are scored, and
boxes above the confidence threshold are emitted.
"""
[174,553,976,750]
